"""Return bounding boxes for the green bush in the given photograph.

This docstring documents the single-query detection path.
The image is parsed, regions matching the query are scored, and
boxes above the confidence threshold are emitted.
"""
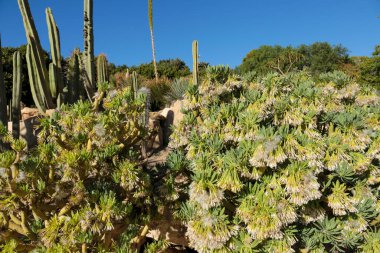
[169,70,380,252]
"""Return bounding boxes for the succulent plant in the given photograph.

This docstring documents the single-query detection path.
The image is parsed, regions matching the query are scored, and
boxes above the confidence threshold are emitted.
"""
[164,78,190,105]
[170,70,380,252]
[0,86,153,252]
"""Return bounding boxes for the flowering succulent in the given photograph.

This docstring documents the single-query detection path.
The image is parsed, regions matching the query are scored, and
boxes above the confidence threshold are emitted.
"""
[171,68,380,252]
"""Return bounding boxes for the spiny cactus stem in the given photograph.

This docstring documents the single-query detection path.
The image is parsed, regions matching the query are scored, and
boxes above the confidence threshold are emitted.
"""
[12,51,22,139]
[192,40,199,86]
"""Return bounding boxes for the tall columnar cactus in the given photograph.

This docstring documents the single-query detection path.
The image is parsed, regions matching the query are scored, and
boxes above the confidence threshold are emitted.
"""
[0,35,6,128]
[131,71,138,99]
[46,7,64,101]
[84,0,95,90]
[12,51,22,139]
[138,87,151,158]
[68,49,81,104]
[96,54,109,84]
[192,40,199,86]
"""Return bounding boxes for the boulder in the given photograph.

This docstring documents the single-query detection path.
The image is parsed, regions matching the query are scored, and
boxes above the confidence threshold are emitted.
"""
[169,100,184,127]
[21,107,40,121]
[8,116,40,148]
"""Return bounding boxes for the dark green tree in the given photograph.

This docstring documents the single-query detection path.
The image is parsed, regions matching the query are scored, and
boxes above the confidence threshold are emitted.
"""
[239,43,350,76]
[238,45,295,75]
[298,42,349,74]
[157,59,190,79]
[357,56,380,89]
[129,59,190,80]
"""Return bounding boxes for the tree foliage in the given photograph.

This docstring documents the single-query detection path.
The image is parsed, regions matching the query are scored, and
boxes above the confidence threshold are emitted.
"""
[239,42,350,76]
[357,56,380,90]
[128,59,190,80]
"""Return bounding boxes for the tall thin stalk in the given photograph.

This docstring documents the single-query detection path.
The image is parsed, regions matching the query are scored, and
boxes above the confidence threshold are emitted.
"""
[148,0,158,83]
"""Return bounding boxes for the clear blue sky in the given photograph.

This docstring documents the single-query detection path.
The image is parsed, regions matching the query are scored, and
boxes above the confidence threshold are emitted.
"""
[1,0,380,68]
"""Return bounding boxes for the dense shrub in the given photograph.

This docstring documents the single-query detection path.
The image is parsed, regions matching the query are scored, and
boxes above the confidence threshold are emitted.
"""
[169,69,380,252]
[142,77,170,111]
[238,43,350,76]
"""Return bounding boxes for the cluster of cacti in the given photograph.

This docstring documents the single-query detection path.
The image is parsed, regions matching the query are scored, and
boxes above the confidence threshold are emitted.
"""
[18,0,60,113]
[192,40,199,85]
[168,69,380,252]
[17,0,98,113]
[0,85,161,252]
[0,37,23,144]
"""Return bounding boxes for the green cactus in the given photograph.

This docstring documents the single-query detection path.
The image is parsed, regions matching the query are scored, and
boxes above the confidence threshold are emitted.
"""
[192,40,199,85]
[96,54,109,84]
[84,0,96,90]
[0,35,6,128]
[18,0,67,112]
[48,63,57,99]
[17,0,49,89]
[138,87,151,158]
[18,0,56,113]
[12,51,22,139]
[68,49,81,104]
[131,71,139,99]
[46,7,64,101]
[25,43,51,113]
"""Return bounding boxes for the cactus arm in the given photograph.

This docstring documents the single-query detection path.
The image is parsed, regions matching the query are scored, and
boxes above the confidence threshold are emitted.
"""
[12,52,22,139]
[26,44,46,113]
[17,0,49,90]
[49,63,57,99]
[46,7,64,97]
[28,38,54,109]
